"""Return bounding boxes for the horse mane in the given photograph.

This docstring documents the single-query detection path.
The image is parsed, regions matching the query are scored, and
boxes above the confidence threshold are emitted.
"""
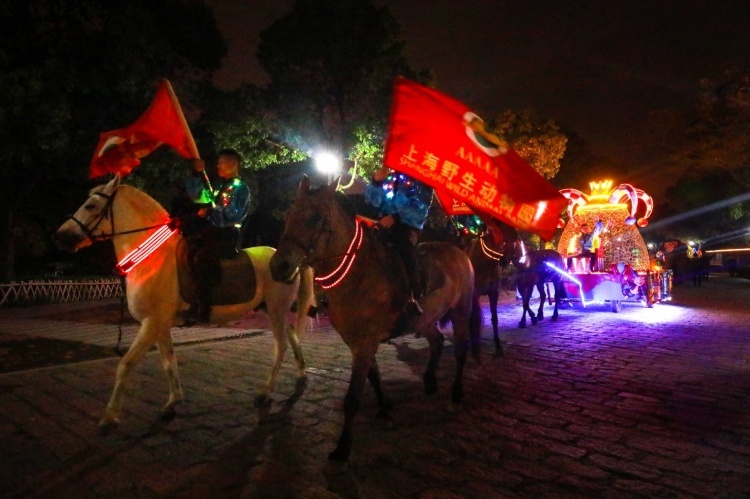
[113,184,170,226]
[332,190,357,219]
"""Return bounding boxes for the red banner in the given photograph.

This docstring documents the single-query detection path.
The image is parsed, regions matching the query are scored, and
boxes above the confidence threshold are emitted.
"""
[90,79,198,178]
[434,191,474,215]
[383,77,567,240]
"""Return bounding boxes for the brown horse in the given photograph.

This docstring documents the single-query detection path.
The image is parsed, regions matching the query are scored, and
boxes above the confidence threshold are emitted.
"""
[460,224,516,357]
[512,246,566,328]
[269,177,482,462]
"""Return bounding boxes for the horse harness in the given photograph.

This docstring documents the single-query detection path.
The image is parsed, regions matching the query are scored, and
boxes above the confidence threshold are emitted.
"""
[66,186,169,244]
[279,206,366,290]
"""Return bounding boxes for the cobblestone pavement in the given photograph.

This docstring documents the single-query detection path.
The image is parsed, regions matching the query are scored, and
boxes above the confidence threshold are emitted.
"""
[1,275,749,498]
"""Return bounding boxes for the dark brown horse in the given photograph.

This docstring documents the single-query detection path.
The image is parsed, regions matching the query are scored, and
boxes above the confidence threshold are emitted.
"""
[270,177,482,462]
[511,246,566,328]
[460,224,516,356]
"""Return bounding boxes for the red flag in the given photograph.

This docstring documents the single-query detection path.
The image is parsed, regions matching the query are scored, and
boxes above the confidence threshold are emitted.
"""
[434,191,474,216]
[89,80,198,178]
[383,77,567,240]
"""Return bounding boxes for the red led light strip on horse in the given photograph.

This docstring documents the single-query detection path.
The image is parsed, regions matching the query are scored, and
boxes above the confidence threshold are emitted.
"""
[480,236,503,261]
[314,222,364,290]
[115,224,177,275]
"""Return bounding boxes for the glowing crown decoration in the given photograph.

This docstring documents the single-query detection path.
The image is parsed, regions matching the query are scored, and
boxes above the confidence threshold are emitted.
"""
[556,179,655,271]
[559,179,653,228]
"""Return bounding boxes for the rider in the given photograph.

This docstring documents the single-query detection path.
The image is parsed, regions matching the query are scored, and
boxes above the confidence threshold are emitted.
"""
[182,149,251,324]
[364,166,433,326]
[453,214,486,239]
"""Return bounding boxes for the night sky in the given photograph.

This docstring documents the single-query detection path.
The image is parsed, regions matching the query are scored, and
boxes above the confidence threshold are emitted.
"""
[204,0,750,194]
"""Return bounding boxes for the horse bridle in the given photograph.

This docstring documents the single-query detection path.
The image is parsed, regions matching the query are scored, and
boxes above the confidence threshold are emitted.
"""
[67,186,170,243]
[66,188,119,243]
[278,203,365,289]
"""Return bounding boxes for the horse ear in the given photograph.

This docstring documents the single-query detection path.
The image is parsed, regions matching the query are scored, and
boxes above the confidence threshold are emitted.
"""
[298,175,311,195]
[107,174,121,191]
[327,175,342,194]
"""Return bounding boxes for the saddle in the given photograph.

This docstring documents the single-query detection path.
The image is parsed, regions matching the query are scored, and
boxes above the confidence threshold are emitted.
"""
[176,239,257,306]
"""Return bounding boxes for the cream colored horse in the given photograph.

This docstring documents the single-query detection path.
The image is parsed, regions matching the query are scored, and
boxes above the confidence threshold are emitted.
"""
[53,175,315,429]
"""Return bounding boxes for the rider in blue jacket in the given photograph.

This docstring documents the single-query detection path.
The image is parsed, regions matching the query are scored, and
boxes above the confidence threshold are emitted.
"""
[365,166,433,325]
[182,149,251,324]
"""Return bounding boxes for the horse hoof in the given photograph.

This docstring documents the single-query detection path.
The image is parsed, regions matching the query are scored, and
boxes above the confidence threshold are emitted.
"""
[254,393,271,407]
[493,347,505,358]
[159,406,177,422]
[98,418,120,434]
[424,375,438,396]
[328,448,350,463]
[324,459,349,475]
[447,402,463,413]
[295,376,308,389]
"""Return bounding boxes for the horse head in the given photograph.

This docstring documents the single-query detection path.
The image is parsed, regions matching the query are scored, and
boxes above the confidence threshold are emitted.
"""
[52,175,122,253]
[270,175,343,284]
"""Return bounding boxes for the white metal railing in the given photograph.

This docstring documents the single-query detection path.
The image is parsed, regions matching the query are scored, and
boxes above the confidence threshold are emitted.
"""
[0,279,125,307]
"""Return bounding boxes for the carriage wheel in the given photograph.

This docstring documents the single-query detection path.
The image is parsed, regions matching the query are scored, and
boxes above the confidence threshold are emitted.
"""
[611,300,622,313]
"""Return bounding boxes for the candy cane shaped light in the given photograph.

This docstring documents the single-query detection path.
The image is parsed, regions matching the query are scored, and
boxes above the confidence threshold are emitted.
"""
[609,183,639,225]
[559,188,589,225]
[635,189,653,227]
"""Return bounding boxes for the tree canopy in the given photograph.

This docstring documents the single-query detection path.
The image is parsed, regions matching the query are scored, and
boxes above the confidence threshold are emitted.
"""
[655,67,750,247]
[0,0,227,279]
[257,0,429,178]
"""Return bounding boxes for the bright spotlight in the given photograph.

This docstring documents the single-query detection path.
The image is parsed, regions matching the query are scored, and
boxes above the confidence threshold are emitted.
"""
[314,151,341,175]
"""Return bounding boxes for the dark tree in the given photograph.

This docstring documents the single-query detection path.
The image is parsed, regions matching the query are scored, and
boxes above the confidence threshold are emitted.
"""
[257,0,429,177]
[0,0,226,280]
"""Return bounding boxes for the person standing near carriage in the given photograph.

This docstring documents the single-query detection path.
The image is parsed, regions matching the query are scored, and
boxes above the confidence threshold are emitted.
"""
[567,220,603,272]
[180,149,251,324]
[364,166,433,330]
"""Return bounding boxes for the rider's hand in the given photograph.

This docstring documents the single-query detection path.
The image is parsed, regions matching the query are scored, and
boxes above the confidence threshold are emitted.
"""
[194,159,205,173]
[378,215,396,228]
[372,166,390,182]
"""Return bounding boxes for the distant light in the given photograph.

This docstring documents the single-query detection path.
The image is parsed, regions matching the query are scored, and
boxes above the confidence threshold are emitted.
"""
[314,151,341,175]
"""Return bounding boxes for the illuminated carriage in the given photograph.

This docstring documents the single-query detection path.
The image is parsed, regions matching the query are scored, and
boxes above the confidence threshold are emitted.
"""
[556,180,672,312]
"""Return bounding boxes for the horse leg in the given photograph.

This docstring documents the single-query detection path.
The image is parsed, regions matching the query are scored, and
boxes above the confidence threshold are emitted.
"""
[288,266,315,383]
[487,287,501,356]
[329,348,376,462]
[423,327,445,396]
[367,358,393,419]
[518,284,531,328]
[99,319,161,429]
[448,317,470,412]
[551,282,561,321]
[535,282,546,323]
[256,290,298,405]
[154,330,184,421]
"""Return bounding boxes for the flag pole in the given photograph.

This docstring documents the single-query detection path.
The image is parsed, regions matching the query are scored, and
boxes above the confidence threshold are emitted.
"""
[160,79,213,193]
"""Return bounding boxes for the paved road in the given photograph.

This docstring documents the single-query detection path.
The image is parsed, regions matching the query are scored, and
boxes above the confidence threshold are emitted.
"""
[1,275,749,498]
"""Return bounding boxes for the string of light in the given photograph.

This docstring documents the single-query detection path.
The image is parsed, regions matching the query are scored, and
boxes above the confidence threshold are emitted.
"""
[314,222,364,289]
[115,224,177,275]
[480,236,503,261]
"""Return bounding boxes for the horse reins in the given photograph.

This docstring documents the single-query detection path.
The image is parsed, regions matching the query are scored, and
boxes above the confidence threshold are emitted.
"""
[67,187,170,242]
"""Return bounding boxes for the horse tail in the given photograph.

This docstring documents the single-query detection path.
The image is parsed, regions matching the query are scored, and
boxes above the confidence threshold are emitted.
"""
[294,266,316,335]
[469,290,482,363]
